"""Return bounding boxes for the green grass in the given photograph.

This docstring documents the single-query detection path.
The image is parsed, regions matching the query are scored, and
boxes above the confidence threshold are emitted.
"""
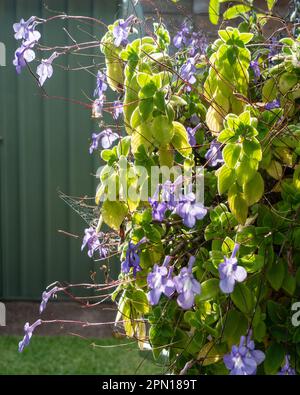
[0,336,164,375]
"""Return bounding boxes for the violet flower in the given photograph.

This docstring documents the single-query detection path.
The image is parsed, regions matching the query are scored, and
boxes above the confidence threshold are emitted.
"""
[223,332,265,375]
[92,96,105,118]
[113,100,123,120]
[174,192,207,228]
[94,71,107,98]
[39,286,59,314]
[277,355,296,375]
[121,238,146,277]
[149,183,172,222]
[180,57,197,91]
[113,15,135,47]
[173,256,201,310]
[36,52,59,86]
[81,227,107,259]
[265,99,280,110]
[189,32,208,56]
[13,43,36,74]
[250,58,261,79]
[18,319,42,352]
[205,140,224,167]
[186,123,201,146]
[13,16,40,42]
[89,129,119,154]
[173,23,190,49]
[218,243,247,294]
[147,256,175,305]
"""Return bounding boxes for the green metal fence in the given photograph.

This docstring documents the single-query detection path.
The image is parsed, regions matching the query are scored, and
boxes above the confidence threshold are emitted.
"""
[0,0,130,299]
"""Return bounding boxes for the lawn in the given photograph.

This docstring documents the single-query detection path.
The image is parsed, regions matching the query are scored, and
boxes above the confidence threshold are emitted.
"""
[0,336,164,375]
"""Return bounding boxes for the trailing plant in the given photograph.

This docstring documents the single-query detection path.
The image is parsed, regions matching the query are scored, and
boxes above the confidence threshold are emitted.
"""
[14,0,300,375]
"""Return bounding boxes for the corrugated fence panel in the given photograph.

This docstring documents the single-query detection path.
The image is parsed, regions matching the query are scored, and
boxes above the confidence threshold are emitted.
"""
[0,0,120,299]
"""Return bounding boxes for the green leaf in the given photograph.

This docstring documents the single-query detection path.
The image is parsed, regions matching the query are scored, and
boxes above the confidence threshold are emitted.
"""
[216,164,236,195]
[236,159,258,185]
[223,310,248,346]
[196,279,220,302]
[267,300,288,324]
[117,136,131,157]
[131,290,149,314]
[267,0,277,11]
[101,149,117,163]
[101,200,128,231]
[266,262,285,291]
[242,139,262,161]
[253,321,266,342]
[209,0,220,25]
[231,283,254,315]
[282,274,296,296]
[139,81,157,99]
[136,72,152,88]
[264,343,285,375]
[221,237,235,255]
[240,254,264,273]
[222,143,241,168]
[171,121,192,157]
[223,5,251,20]
[266,160,283,180]
[239,32,254,44]
[130,106,143,130]
[228,185,248,224]
[139,98,153,122]
[262,78,277,102]
[218,128,235,143]
[243,172,264,206]
[152,116,174,145]
[154,90,166,113]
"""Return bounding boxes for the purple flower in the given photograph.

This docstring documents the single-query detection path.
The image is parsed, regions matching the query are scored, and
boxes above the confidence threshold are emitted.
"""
[218,243,247,294]
[36,52,59,86]
[18,319,42,352]
[190,113,200,126]
[250,58,261,79]
[189,32,208,56]
[89,129,119,154]
[224,332,265,375]
[13,17,41,75]
[180,57,197,91]
[149,178,183,222]
[92,96,105,118]
[174,192,207,228]
[268,37,279,63]
[173,23,191,49]
[13,16,40,41]
[81,227,107,259]
[147,256,175,305]
[173,256,201,309]
[149,200,168,222]
[205,140,224,167]
[186,123,201,146]
[113,15,135,47]
[113,100,123,120]
[265,99,280,110]
[94,71,107,98]
[40,286,59,314]
[13,41,36,74]
[121,239,146,277]
[277,355,296,375]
